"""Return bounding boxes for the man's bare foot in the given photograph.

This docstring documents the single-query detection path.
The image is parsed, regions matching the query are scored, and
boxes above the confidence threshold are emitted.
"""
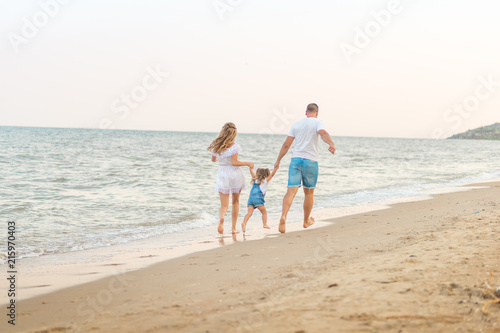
[232,230,239,235]
[242,221,247,233]
[303,217,315,229]
[263,224,270,229]
[279,218,286,233]
[218,218,224,234]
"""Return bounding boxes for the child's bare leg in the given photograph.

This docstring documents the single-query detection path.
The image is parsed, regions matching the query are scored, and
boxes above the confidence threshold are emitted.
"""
[218,193,229,234]
[257,206,270,229]
[231,191,241,234]
[242,206,254,233]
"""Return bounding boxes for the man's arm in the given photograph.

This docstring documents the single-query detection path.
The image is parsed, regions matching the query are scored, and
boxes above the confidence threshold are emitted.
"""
[318,129,336,154]
[274,136,294,169]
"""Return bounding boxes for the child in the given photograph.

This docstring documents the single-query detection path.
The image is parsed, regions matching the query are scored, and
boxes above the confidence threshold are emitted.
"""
[241,166,278,233]
[208,122,254,234]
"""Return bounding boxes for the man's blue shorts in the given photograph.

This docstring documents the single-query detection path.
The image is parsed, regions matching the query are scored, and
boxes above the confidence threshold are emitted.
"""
[287,157,319,189]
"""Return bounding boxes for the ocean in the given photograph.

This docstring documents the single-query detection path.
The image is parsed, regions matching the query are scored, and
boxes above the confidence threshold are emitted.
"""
[1,126,500,263]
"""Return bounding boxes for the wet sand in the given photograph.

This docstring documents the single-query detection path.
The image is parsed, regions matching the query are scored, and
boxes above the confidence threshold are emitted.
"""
[4,182,500,332]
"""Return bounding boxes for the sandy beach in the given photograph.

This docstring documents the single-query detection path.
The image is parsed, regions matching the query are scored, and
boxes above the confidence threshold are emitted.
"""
[4,181,500,333]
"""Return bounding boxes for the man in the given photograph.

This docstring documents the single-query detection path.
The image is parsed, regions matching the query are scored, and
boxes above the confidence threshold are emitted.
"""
[274,103,336,233]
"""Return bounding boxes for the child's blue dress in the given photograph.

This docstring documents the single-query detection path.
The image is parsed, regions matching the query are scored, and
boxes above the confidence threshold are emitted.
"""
[247,179,268,208]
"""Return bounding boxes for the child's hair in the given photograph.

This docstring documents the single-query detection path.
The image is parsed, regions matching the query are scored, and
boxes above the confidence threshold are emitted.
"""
[207,122,237,154]
[252,168,270,185]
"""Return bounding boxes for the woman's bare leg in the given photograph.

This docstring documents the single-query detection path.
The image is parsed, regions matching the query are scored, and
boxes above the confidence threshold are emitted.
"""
[231,191,241,234]
[218,193,229,234]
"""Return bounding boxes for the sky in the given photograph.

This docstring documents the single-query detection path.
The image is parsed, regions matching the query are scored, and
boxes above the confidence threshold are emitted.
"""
[1,0,499,138]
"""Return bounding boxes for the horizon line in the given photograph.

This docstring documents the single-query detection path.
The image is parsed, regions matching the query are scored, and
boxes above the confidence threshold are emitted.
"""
[0,124,455,140]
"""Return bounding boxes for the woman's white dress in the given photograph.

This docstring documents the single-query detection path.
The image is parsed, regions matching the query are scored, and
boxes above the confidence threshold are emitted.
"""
[212,144,246,194]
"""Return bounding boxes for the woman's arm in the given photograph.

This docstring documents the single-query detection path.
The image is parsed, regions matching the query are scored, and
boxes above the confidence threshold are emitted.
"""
[231,154,254,169]
[211,155,218,162]
[266,167,279,183]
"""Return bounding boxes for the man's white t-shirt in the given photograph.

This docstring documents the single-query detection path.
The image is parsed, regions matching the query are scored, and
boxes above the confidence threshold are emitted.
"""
[288,117,325,162]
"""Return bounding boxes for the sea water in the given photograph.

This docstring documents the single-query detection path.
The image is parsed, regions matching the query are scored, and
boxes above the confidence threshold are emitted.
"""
[1,126,499,261]
[1,126,499,299]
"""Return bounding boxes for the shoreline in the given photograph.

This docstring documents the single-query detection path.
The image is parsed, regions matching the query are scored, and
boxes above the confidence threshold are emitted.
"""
[3,180,500,332]
[2,178,499,304]
[4,177,497,304]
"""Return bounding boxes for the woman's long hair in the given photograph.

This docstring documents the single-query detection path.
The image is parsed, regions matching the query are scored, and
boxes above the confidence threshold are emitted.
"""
[207,122,238,154]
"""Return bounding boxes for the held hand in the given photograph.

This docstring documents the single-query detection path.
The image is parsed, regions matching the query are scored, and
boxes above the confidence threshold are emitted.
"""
[248,162,254,169]
[274,161,280,170]
[328,145,336,155]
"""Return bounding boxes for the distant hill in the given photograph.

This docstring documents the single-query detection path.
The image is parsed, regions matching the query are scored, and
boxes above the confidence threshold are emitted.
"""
[448,123,500,140]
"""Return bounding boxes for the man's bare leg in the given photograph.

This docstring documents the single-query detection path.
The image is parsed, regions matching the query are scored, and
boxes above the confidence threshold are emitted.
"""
[279,187,299,233]
[303,188,315,228]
